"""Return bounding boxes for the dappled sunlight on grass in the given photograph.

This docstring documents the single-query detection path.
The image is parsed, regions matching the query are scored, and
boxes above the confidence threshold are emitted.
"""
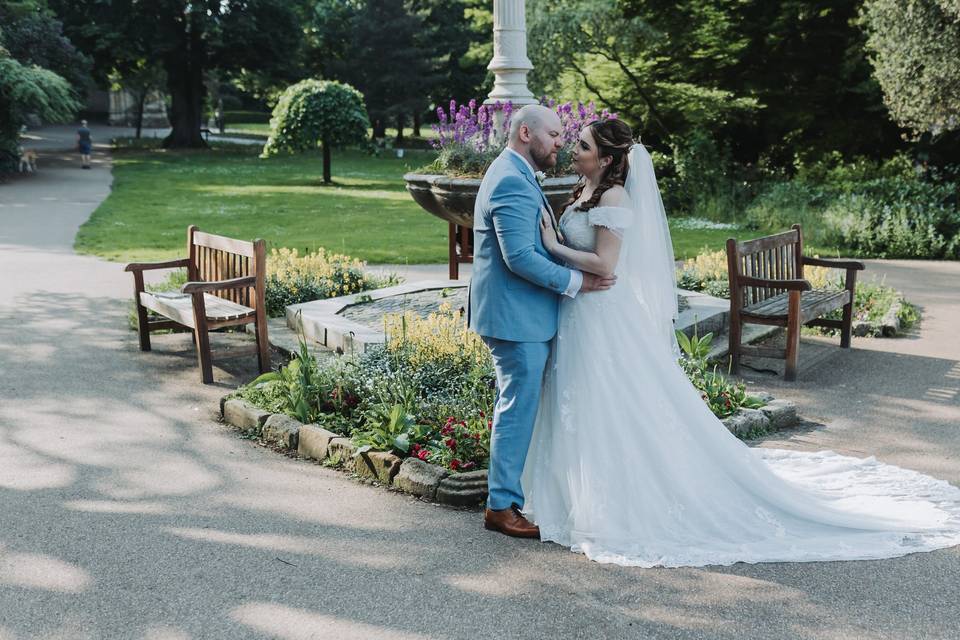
[75,146,447,264]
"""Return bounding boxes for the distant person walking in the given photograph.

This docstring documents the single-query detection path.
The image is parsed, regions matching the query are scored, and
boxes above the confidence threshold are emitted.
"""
[77,120,92,169]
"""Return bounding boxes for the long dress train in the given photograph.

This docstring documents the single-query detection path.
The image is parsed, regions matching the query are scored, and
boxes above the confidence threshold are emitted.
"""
[521,204,960,567]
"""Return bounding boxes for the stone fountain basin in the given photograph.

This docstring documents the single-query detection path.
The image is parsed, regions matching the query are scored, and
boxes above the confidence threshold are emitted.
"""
[404,172,581,227]
[286,282,731,355]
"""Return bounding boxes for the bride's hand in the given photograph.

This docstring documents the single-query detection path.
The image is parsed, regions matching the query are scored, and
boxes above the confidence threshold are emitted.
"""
[539,209,561,253]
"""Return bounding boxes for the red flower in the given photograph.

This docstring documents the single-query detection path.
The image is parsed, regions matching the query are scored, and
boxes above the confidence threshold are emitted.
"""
[411,444,421,452]
[461,461,476,470]
[417,450,429,460]
[479,411,485,418]
[440,425,454,436]
[487,420,493,430]
[445,438,457,450]
[450,459,461,470]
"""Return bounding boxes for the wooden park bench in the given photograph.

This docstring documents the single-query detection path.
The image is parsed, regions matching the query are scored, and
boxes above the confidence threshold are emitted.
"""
[725,224,864,381]
[125,226,270,383]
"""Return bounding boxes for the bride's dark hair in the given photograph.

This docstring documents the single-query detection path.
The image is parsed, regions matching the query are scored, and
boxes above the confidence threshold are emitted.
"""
[564,118,634,213]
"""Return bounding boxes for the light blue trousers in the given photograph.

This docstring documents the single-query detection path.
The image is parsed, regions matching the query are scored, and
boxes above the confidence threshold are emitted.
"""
[482,337,551,511]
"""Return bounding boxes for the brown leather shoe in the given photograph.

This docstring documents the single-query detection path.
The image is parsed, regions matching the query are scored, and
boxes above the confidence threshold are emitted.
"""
[484,503,540,539]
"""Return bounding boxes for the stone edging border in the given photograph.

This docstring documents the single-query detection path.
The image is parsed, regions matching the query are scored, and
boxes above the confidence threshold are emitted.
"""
[220,396,488,507]
[220,393,800,507]
[852,300,902,337]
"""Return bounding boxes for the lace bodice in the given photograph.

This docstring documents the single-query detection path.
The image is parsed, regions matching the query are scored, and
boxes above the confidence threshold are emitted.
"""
[559,205,634,272]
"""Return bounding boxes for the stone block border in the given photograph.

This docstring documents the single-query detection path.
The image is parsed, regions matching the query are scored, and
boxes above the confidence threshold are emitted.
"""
[220,393,800,507]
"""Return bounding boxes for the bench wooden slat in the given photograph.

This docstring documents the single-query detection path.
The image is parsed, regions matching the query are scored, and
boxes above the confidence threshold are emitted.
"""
[139,291,254,329]
[737,229,798,254]
[741,289,850,321]
[193,230,255,257]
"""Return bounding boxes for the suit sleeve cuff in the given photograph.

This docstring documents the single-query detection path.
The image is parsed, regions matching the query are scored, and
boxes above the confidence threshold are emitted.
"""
[563,270,583,298]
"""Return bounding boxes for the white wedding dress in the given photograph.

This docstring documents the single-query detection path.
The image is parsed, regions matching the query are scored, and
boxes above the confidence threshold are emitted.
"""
[520,150,960,568]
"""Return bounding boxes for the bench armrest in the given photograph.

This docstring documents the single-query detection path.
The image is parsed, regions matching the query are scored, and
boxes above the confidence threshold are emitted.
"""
[181,275,256,294]
[124,258,190,272]
[737,276,811,291]
[801,256,865,271]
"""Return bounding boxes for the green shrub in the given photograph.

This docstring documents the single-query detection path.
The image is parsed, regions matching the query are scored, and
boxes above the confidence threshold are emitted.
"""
[676,328,765,421]
[668,130,757,222]
[746,154,960,259]
[822,187,960,259]
[817,281,920,337]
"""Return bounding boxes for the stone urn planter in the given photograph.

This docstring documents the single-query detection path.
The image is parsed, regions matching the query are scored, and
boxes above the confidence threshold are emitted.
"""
[404,172,581,279]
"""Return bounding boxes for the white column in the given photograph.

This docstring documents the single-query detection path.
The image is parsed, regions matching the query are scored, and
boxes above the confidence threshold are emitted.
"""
[484,0,536,106]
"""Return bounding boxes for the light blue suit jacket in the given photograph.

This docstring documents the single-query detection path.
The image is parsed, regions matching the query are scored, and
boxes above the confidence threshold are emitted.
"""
[468,150,574,343]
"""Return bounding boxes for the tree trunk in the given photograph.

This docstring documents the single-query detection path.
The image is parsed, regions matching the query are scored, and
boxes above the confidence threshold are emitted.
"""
[162,11,207,149]
[413,111,421,138]
[395,113,405,146]
[135,90,146,139]
[371,118,387,140]
[322,137,331,184]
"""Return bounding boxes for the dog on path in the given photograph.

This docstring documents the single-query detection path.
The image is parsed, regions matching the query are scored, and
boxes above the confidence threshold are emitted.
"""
[18,148,38,173]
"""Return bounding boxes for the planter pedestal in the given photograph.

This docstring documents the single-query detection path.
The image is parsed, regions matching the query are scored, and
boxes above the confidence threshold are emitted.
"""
[448,222,473,280]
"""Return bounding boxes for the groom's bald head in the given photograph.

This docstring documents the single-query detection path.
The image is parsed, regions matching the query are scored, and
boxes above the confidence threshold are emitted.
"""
[507,104,563,171]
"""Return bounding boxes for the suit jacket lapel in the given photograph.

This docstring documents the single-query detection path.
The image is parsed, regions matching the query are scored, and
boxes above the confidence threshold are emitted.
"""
[505,150,553,213]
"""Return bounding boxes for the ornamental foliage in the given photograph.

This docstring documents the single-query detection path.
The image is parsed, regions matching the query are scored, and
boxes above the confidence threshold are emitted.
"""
[261,79,370,182]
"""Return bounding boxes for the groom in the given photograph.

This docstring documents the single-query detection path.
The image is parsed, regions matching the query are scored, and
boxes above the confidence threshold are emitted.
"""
[469,104,615,538]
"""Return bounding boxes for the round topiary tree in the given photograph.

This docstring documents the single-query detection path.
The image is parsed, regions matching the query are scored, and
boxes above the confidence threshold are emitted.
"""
[261,79,370,183]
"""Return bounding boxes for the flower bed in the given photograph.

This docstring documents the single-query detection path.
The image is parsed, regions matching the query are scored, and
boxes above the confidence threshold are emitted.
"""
[228,304,786,490]
[221,301,799,505]
[265,247,400,318]
[675,249,920,337]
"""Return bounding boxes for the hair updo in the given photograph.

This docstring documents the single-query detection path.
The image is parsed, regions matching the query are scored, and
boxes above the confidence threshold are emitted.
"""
[565,118,634,212]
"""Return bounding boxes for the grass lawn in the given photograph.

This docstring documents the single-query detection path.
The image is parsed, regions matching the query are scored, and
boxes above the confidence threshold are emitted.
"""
[76,141,768,265]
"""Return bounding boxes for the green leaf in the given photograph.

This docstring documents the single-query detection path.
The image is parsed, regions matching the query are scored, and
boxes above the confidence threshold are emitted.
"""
[250,371,280,385]
[675,330,692,356]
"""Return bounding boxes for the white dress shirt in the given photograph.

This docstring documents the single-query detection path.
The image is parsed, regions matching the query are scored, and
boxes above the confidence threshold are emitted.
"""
[504,147,582,298]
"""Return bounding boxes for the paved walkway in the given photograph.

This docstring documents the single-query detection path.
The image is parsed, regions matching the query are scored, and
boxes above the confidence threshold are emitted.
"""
[0,136,958,639]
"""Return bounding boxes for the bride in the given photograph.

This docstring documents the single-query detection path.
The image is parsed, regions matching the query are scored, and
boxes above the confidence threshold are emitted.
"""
[522,117,960,567]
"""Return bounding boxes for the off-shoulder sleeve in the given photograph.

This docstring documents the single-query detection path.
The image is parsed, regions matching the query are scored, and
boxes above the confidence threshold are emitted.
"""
[587,206,634,230]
